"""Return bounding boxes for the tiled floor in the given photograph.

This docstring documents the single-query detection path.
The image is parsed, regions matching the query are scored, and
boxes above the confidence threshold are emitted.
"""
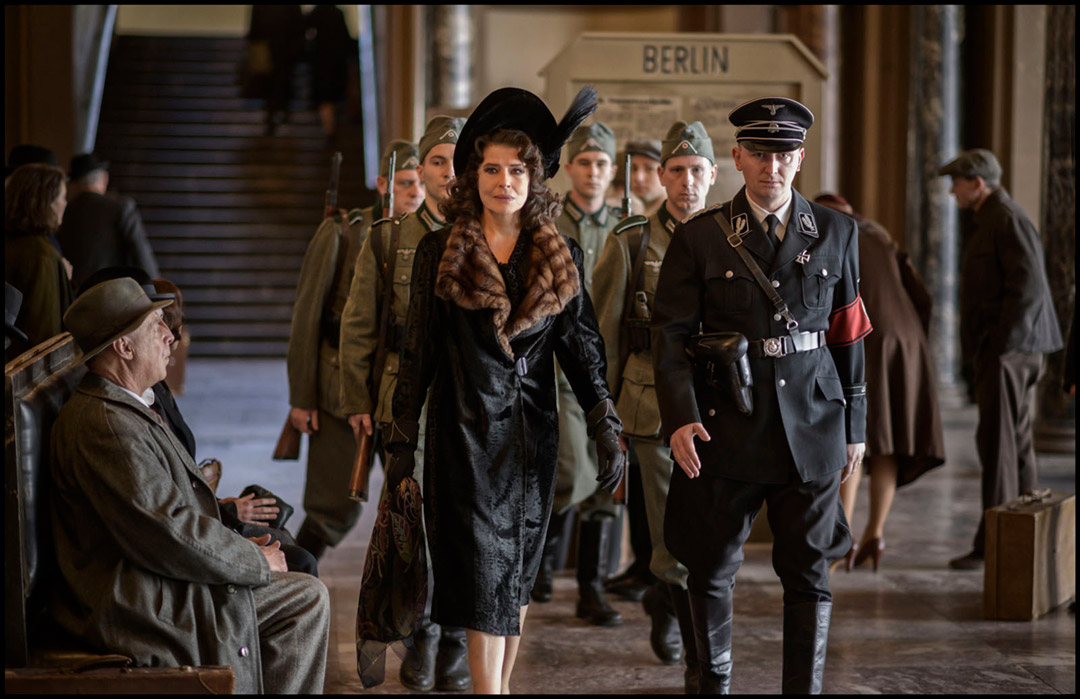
[175,358,1075,694]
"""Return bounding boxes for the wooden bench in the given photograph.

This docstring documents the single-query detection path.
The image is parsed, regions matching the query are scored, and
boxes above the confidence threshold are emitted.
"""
[4,334,233,693]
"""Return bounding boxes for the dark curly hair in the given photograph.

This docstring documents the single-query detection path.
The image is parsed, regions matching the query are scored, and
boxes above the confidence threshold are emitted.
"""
[5,163,66,235]
[440,129,561,230]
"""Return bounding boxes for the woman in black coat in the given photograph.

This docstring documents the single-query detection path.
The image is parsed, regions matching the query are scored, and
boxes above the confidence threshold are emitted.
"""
[383,87,626,693]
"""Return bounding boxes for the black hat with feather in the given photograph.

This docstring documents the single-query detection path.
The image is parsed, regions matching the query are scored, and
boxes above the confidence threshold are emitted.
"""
[453,85,599,182]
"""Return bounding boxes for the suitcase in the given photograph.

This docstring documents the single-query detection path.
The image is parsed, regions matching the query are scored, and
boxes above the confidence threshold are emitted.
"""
[5,662,234,694]
[983,489,1075,620]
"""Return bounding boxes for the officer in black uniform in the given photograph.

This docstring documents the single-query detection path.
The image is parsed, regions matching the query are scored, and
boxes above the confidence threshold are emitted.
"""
[652,97,871,694]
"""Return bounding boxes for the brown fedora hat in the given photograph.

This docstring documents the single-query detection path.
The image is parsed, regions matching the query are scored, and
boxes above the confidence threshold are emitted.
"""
[63,277,173,364]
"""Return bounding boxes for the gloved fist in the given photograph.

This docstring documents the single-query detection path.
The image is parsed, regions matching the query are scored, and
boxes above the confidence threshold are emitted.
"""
[586,398,627,495]
[593,419,626,494]
[384,447,416,496]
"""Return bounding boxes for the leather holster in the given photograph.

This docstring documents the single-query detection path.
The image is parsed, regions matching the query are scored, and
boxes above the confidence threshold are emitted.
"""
[687,332,754,416]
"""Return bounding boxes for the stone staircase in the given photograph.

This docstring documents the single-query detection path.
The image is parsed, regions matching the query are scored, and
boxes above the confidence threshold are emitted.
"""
[97,35,374,356]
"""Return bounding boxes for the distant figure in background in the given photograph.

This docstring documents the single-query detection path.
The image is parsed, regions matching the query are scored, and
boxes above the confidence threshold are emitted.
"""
[814,193,946,572]
[4,163,74,351]
[247,5,306,136]
[57,153,159,289]
[5,143,59,180]
[626,139,666,217]
[306,4,354,144]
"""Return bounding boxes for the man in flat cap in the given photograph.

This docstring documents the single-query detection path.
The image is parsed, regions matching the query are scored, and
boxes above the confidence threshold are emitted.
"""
[339,118,471,692]
[287,139,423,564]
[938,148,1063,570]
[57,152,160,289]
[591,120,720,688]
[652,97,870,693]
[51,278,330,693]
[529,121,625,628]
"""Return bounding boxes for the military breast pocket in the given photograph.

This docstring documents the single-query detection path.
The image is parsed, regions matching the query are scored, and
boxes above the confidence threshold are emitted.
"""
[616,360,662,439]
[705,261,755,314]
[800,256,841,310]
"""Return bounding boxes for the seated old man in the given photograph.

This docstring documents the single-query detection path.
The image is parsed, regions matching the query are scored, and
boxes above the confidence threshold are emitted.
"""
[48,277,330,694]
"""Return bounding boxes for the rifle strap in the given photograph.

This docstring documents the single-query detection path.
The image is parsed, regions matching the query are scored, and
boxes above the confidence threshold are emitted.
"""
[369,220,402,400]
[624,218,652,322]
[324,212,352,322]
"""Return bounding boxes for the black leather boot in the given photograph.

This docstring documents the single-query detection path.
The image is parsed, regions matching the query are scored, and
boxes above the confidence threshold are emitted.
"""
[434,626,471,692]
[399,618,439,692]
[575,517,623,627]
[294,519,328,561]
[781,601,832,694]
[531,509,570,603]
[688,588,733,694]
[668,584,699,694]
[642,581,683,665]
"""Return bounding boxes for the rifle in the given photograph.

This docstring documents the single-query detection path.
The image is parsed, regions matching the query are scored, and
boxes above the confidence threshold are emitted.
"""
[346,157,400,499]
[274,151,346,462]
[622,151,633,217]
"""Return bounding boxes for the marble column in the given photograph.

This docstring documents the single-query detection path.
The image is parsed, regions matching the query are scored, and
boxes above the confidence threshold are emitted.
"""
[1034,4,1075,453]
[429,5,475,111]
[906,6,963,390]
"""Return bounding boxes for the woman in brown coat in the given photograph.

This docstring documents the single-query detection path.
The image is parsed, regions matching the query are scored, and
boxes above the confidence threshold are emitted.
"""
[815,194,946,571]
[4,163,73,354]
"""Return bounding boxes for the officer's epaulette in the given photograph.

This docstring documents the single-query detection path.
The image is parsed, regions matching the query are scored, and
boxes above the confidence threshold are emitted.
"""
[371,211,410,228]
[613,214,649,236]
[681,202,724,225]
[346,207,365,226]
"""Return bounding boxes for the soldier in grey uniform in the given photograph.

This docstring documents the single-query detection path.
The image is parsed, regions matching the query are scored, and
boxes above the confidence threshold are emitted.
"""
[627,139,666,218]
[653,97,869,693]
[339,119,471,692]
[592,121,718,688]
[290,140,422,560]
[529,122,625,628]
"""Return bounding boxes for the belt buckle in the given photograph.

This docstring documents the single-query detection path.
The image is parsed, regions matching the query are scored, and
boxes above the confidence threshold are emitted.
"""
[763,337,784,357]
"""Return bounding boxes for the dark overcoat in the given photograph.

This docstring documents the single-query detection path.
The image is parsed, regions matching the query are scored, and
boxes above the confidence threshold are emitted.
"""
[391,220,612,636]
[5,230,74,351]
[56,191,160,289]
[653,187,869,485]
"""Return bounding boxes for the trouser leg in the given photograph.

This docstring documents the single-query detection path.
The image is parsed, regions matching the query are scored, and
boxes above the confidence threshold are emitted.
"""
[255,571,330,694]
[298,412,364,550]
[636,440,689,587]
[576,515,623,626]
[972,352,1043,554]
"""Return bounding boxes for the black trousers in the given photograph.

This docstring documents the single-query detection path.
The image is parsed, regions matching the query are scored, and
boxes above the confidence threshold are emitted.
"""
[972,351,1044,553]
[665,465,848,604]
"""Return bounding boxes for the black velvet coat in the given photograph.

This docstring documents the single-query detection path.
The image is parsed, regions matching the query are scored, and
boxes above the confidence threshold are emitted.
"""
[391,220,612,636]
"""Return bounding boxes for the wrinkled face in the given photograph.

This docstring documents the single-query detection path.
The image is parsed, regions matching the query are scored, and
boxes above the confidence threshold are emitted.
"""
[478,144,530,219]
[948,176,983,210]
[565,151,614,200]
[51,181,68,227]
[660,155,718,217]
[418,143,456,204]
[126,308,174,389]
[630,155,664,202]
[733,144,804,208]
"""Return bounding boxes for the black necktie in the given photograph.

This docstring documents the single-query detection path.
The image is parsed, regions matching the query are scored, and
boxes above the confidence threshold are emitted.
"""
[764,214,781,251]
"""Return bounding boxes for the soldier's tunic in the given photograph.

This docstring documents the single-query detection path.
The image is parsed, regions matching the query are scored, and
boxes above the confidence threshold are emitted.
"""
[592,202,687,585]
[286,205,371,546]
[552,195,621,516]
[653,187,870,598]
[339,201,441,483]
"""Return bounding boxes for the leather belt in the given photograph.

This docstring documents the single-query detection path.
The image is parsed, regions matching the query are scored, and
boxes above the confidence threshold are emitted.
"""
[749,330,826,358]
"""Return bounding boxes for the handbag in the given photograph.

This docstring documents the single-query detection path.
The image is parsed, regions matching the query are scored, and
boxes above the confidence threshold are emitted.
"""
[239,484,294,530]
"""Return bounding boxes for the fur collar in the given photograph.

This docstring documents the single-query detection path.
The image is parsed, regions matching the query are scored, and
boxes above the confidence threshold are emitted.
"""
[435,218,580,357]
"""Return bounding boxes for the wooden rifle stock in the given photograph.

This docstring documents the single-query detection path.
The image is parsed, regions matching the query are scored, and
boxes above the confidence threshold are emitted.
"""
[612,436,629,505]
[272,415,301,460]
[348,429,373,502]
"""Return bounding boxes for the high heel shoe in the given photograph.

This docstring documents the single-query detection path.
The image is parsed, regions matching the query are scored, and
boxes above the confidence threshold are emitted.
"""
[843,541,860,572]
[852,537,885,571]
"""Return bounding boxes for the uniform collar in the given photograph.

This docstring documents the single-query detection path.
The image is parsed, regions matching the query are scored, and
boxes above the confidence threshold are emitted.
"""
[745,192,794,232]
[417,199,445,232]
[657,201,678,234]
[563,193,610,227]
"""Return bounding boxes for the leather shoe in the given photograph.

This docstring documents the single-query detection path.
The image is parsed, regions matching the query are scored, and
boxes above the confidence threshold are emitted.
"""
[948,551,984,570]
[434,627,471,692]
[399,621,438,691]
[642,582,683,665]
[605,567,654,602]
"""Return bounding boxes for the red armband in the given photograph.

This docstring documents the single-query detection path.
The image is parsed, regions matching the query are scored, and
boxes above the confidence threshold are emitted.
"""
[825,294,872,347]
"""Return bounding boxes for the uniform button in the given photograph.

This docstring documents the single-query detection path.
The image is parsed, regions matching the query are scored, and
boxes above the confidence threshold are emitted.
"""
[778,379,787,387]
[192,481,198,489]
[725,270,733,279]
[239,647,249,658]
[227,585,236,594]
[822,269,829,277]
[771,280,780,288]
[400,274,407,282]
[773,313,782,321]
[708,408,716,417]
[587,248,594,255]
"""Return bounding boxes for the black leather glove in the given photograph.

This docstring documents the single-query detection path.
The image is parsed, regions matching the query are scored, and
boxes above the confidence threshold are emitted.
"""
[587,399,627,495]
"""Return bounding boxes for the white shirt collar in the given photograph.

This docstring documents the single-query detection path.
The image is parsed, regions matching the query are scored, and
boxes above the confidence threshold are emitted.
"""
[118,385,156,408]
[746,193,794,241]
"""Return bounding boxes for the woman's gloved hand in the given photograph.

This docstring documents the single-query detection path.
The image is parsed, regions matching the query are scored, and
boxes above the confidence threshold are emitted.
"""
[384,447,416,495]
[587,399,627,494]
